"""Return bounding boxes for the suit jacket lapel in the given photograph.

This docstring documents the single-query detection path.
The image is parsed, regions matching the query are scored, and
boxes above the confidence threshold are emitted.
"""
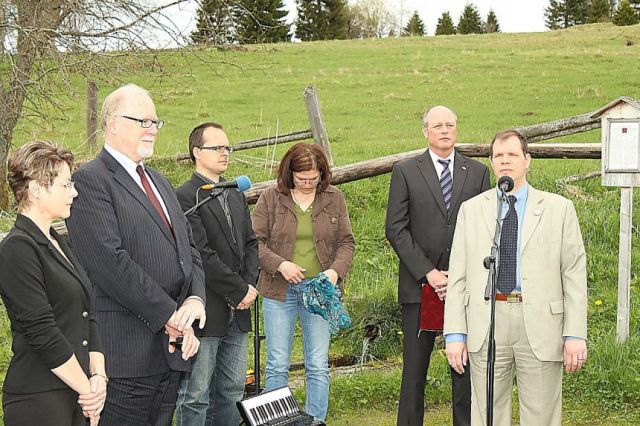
[99,150,175,246]
[15,216,91,297]
[417,150,447,217]
[482,190,498,241]
[52,233,92,297]
[191,174,239,255]
[521,186,545,251]
[206,196,239,254]
[450,152,468,210]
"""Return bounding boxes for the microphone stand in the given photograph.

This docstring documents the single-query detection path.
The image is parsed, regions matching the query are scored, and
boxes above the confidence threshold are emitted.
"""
[483,187,508,426]
[184,188,225,216]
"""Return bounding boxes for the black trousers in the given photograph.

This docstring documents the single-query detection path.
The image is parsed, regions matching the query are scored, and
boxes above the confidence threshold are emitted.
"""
[99,370,181,426]
[3,387,86,426]
[397,303,471,426]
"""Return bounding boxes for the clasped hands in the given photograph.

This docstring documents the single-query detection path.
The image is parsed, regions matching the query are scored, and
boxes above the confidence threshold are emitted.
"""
[277,261,338,285]
[236,284,259,310]
[165,298,206,360]
[78,374,107,425]
[427,269,448,300]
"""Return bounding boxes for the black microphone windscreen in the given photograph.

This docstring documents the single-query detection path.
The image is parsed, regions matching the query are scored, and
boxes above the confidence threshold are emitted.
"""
[498,176,514,192]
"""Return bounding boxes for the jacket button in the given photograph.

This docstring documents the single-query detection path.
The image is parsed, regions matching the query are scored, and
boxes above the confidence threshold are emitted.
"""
[82,311,88,318]
[82,340,88,347]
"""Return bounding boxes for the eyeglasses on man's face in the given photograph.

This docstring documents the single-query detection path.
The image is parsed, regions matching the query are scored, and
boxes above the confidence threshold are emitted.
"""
[199,145,234,154]
[120,115,164,129]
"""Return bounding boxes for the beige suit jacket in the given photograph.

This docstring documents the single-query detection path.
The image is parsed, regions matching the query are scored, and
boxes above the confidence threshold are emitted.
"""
[444,185,587,362]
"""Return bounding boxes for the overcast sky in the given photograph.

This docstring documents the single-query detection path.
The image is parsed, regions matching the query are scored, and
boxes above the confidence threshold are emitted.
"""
[159,0,548,47]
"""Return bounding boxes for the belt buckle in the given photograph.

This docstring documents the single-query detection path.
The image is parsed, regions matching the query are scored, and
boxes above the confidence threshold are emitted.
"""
[506,293,521,303]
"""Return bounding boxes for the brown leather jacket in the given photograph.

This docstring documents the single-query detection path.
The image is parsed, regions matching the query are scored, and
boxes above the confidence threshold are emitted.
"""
[252,184,355,301]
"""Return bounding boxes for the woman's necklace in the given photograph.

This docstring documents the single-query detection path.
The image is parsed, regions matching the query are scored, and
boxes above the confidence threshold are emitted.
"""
[292,190,315,212]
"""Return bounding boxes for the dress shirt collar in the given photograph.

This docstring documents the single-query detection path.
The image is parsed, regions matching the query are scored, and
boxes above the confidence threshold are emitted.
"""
[428,149,455,177]
[104,144,146,181]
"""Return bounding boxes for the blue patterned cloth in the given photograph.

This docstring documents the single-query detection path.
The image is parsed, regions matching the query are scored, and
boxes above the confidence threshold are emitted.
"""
[301,273,351,335]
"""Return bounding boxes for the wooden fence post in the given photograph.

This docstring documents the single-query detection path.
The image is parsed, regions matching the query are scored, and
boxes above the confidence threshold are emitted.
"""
[303,86,333,166]
[617,187,632,343]
[86,80,98,150]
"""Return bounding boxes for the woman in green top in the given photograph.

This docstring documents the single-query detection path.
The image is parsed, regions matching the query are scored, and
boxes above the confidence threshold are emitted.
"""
[253,143,355,421]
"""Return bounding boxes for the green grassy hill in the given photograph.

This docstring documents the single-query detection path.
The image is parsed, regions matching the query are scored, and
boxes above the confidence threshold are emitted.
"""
[3,23,640,423]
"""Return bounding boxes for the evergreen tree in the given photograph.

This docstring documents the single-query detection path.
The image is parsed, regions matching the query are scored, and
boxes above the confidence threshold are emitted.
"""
[404,11,425,36]
[191,0,239,45]
[296,0,321,41]
[325,0,349,40]
[457,3,483,35]
[296,0,348,41]
[613,0,640,24]
[484,9,501,33]
[588,0,612,22]
[545,0,589,29]
[545,0,564,29]
[435,11,456,35]
[237,0,290,43]
[568,0,590,24]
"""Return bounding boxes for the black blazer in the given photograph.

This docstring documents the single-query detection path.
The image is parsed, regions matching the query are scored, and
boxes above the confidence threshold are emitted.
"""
[0,215,103,394]
[385,150,491,304]
[176,173,259,336]
[66,149,206,378]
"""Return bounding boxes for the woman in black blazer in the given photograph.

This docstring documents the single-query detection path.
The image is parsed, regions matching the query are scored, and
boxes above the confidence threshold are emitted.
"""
[0,141,107,425]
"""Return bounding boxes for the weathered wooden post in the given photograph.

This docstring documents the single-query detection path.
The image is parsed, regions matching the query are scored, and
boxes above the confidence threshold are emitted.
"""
[86,80,98,150]
[593,96,640,343]
[303,86,333,166]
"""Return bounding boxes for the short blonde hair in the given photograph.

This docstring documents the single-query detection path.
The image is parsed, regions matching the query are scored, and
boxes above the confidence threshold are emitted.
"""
[8,141,74,211]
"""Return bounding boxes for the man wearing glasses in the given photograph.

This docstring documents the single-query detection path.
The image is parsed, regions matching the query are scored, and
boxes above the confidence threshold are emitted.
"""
[67,83,207,425]
[174,122,259,425]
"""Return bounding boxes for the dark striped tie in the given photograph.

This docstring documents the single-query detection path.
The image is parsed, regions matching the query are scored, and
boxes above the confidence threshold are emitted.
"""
[497,195,518,294]
[438,159,452,210]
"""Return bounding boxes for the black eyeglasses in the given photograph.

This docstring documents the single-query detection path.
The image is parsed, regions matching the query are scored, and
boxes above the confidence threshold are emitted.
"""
[120,115,164,129]
[199,145,234,154]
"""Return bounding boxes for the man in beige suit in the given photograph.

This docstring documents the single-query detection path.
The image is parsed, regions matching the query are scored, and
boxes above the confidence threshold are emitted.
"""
[444,129,588,426]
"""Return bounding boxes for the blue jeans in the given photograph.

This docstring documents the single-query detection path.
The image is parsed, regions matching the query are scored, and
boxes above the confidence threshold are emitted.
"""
[175,315,248,426]
[262,283,331,420]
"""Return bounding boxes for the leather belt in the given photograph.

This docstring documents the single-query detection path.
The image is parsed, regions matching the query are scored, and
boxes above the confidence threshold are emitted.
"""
[495,293,523,303]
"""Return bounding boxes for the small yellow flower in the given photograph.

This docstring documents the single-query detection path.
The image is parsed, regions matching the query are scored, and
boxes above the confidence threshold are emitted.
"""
[397,330,404,335]
[594,299,603,306]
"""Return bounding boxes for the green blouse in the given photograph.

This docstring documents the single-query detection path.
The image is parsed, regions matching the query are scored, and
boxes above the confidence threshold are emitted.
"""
[292,203,323,278]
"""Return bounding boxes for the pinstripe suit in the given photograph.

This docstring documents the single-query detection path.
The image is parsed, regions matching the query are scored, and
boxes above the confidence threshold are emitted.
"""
[66,148,206,424]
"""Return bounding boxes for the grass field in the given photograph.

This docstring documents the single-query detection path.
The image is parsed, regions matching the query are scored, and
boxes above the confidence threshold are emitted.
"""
[2,22,640,424]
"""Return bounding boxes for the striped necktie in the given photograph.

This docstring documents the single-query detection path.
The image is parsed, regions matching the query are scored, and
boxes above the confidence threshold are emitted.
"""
[438,159,452,210]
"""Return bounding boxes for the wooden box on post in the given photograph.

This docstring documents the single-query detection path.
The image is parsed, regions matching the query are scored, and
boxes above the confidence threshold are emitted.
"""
[592,96,640,343]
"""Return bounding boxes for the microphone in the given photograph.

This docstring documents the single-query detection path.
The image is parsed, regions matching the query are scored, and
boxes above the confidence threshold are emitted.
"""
[200,175,252,192]
[497,176,514,194]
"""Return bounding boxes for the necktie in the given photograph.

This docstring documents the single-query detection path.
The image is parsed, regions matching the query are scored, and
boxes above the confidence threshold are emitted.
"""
[136,165,173,233]
[497,195,518,294]
[438,159,452,210]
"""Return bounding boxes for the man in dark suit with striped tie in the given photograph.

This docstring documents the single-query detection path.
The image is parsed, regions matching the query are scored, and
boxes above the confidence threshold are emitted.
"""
[66,83,207,426]
[385,106,490,425]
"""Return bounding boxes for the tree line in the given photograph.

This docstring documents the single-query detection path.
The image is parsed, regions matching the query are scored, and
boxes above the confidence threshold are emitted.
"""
[545,0,640,28]
[191,1,504,45]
